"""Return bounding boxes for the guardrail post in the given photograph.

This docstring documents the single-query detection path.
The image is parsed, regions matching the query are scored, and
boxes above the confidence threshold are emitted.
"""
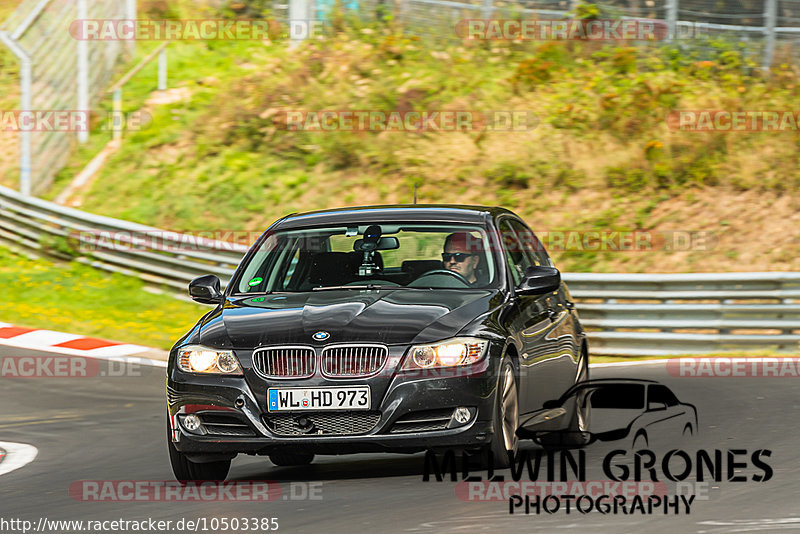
[112,88,123,140]
[763,0,777,71]
[289,0,311,48]
[157,47,167,91]
[77,0,90,144]
[481,0,494,19]
[125,0,137,56]
[666,0,677,41]
[19,60,32,196]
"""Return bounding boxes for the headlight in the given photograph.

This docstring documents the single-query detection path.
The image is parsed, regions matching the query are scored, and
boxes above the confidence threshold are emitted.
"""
[401,337,489,370]
[177,345,243,375]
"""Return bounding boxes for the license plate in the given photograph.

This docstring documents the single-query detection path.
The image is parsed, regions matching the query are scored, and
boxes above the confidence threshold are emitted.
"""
[267,386,371,412]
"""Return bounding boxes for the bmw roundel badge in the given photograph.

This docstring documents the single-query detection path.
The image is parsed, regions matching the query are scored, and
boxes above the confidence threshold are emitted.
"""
[312,331,330,341]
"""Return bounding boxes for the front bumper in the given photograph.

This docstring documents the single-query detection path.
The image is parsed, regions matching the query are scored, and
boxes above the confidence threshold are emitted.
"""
[167,343,503,457]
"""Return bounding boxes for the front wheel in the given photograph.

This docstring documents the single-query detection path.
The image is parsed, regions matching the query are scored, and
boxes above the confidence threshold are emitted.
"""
[561,348,591,446]
[488,359,519,468]
[167,416,231,482]
[540,348,591,449]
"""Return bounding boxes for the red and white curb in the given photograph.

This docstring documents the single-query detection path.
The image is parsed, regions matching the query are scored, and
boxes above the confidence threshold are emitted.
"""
[0,442,38,476]
[0,322,166,367]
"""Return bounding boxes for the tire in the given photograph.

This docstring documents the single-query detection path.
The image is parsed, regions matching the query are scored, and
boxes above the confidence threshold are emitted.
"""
[167,416,231,482]
[559,348,591,447]
[269,452,315,466]
[488,358,519,469]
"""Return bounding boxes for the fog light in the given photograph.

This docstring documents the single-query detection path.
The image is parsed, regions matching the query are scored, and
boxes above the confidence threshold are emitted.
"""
[183,414,202,432]
[453,407,471,424]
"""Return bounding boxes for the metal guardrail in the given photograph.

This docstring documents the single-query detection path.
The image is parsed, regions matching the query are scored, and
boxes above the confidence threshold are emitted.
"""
[2,183,799,356]
[0,183,247,293]
[566,272,800,355]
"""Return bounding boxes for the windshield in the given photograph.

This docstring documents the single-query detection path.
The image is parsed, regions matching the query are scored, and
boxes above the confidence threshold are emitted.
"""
[233,223,499,293]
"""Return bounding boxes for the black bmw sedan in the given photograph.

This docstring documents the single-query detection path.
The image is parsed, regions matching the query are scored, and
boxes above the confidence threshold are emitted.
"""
[167,205,589,480]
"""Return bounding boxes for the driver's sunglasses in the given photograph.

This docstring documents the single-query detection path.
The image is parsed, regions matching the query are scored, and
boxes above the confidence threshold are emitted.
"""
[442,252,476,263]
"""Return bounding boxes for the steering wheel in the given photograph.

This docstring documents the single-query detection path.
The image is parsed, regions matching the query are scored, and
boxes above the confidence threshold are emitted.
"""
[413,269,471,286]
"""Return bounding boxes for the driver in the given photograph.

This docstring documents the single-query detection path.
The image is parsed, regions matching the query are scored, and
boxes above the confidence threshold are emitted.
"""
[442,232,483,285]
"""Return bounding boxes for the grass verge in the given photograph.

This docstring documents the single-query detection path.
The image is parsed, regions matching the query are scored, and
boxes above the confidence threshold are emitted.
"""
[0,245,204,350]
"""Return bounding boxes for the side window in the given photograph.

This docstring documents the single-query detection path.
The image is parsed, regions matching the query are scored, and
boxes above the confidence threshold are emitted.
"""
[498,220,531,286]
[648,385,679,407]
[508,219,551,268]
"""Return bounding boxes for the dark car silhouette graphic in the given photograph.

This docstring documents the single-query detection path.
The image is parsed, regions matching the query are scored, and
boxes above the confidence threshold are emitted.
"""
[518,379,697,449]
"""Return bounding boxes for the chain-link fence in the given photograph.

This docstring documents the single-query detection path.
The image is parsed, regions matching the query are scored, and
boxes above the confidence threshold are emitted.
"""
[339,0,794,67]
[0,0,133,196]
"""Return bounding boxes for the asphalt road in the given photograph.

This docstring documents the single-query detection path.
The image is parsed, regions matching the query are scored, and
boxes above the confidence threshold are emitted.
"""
[1,345,799,534]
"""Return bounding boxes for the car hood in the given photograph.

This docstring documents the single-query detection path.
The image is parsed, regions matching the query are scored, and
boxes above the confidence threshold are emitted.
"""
[195,289,503,348]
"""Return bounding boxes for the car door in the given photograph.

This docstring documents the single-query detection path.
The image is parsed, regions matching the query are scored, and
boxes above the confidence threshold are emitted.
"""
[497,218,562,415]
[508,219,580,399]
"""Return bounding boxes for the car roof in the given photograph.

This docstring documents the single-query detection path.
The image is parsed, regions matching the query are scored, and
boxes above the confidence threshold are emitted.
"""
[273,204,517,230]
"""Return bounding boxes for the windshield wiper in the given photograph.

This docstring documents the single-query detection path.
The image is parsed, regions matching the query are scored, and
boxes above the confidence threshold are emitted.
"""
[312,284,411,291]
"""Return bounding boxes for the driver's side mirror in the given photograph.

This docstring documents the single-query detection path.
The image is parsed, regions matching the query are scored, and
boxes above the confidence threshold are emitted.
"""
[516,266,561,295]
[647,401,667,412]
[189,274,224,304]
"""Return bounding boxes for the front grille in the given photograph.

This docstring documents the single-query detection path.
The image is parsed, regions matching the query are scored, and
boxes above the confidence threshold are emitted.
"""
[253,346,316,378]
[390,408,454,434]
[263,412,381,436]
[321,344,388,377]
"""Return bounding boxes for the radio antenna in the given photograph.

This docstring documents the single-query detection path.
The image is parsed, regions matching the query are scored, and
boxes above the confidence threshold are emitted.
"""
[413,182,417,204]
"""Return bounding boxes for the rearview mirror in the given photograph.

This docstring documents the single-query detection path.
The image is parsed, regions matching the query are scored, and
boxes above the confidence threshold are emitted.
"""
[516,266,561,295]
[353,236,399,251]
[189,274,224,304]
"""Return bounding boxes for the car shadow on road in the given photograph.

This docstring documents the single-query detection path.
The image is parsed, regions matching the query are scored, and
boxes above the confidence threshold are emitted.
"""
[227,443,549,482]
